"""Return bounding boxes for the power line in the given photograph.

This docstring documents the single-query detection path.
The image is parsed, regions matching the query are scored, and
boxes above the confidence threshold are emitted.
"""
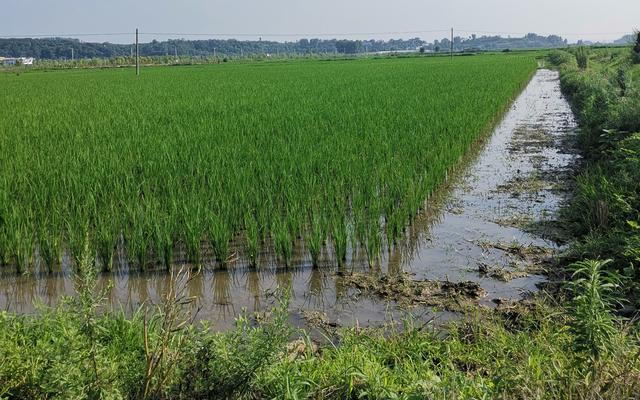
[0,32,132,38]
[0,30,449,40]
[456,29,632,37]
[139,29,451,38]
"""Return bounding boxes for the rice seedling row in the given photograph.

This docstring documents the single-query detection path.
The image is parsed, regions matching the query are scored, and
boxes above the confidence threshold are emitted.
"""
[0,55,536,272]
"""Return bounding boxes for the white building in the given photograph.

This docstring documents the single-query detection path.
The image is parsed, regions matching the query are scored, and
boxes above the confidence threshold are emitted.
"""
[0,57,35,66]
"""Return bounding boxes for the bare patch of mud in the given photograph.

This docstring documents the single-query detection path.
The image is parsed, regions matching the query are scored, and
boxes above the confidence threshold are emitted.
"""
[337,271,486,312]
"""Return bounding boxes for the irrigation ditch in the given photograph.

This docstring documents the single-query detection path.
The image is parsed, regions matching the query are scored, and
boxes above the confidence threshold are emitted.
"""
[0,68,580,331]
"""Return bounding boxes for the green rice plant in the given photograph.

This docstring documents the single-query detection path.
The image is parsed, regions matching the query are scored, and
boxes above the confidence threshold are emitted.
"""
[244,211,260,267]
[0,187,5,266]
[0,239,5,268]
[181,199,204,267]
[208,214,231,267]
[306,211,325,267]
[153,216,174,270]
[95,222,116,272]
[331,217,348,267]
[365,221,383,268]
[37,225,55,273]
[14,225,32,274]
[0,55,537,272]
[273,218,293,267]
[130,214,152,270]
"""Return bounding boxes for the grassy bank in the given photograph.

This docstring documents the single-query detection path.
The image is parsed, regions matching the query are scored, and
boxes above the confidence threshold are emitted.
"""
[550,45,640,308]
[1,245,639,399]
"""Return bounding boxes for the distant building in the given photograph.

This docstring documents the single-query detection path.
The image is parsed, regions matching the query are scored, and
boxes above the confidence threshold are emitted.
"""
[372,49,419,55]
[0,57,35,66]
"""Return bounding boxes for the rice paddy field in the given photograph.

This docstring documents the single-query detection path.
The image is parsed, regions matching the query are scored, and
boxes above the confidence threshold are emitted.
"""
[0,55,537,273]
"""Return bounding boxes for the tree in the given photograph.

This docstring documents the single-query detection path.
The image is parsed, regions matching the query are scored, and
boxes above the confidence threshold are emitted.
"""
[633,31,640,64]
[335,40,362,54]
[0,33,574,60]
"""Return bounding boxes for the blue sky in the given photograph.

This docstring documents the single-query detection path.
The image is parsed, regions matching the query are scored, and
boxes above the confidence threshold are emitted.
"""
[2,0,638,43]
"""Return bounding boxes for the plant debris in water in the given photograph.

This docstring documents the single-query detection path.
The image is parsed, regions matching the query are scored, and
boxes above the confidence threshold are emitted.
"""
[495,172,562,198]
[336,271,486,312]
[478,262,530,282]
[477,240,554,264]
[300,309,340,331]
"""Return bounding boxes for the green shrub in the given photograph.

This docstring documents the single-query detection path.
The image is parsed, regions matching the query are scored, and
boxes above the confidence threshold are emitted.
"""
[615,67,630,96]
[168,296,291,399]
[633,32,640,64]
[560,69,617,152]
[0,252,293,400]
[613,88,640,131]
[548,49,574,67]
[575,47,590,70]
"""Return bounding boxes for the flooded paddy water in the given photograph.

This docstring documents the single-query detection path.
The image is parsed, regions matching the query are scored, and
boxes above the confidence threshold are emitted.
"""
[0,69,579,330]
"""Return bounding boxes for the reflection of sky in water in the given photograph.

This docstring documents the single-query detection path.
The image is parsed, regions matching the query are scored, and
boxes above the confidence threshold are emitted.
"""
[0,70,579,331]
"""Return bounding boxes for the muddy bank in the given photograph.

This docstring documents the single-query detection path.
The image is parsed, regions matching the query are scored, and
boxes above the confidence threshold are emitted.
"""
[0,69,579,330]
[337,271,486,312]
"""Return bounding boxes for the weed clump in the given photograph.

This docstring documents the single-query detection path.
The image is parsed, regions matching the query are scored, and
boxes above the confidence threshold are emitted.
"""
[574,46,589,70]
[568,259,622,358]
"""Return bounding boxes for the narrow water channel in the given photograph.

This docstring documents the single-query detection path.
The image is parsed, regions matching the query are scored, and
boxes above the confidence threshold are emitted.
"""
[0,69,579,330]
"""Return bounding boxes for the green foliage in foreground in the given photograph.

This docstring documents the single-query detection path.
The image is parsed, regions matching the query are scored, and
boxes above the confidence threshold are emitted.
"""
[0,55,536,272]
[1,266,638,399]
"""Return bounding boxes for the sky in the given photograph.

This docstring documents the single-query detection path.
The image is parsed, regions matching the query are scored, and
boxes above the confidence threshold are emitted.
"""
[2,0,638,44]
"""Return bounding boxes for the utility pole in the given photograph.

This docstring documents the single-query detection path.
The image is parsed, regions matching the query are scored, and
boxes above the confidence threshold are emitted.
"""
[450,27,453,61]
[135,28,140,76]
[71,48,74,62]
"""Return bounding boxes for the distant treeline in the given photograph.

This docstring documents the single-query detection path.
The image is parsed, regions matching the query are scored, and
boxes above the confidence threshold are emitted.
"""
[0,33,575,60]
[444,33,567,51]
[0,37,421,59]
